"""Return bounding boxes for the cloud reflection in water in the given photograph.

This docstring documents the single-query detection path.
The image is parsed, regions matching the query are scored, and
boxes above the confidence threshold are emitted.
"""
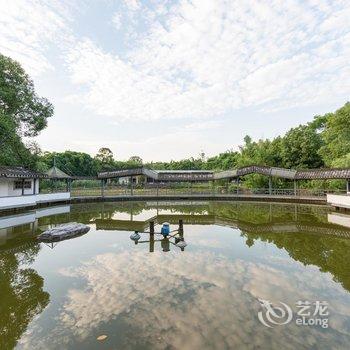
[19,248,349,350]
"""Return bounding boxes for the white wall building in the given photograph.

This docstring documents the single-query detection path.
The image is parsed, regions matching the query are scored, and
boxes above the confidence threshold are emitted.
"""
[0,166,70,210]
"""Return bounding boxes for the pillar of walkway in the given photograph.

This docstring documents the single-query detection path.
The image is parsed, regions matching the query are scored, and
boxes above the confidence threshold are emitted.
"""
[101,179,105,197]
[294,180,298,196]
[268,177,272,195]
[33,178,36,195]
[130,176,134,196]
[210,180,215,196]
[347,179,350,193]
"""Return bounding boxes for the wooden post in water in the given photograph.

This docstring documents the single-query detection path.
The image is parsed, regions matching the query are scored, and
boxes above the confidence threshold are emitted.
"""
[178,219,183,239]
[294,180,297,196]
[150,221,155,235]
[149,221,155,252]
[130,176,134,196]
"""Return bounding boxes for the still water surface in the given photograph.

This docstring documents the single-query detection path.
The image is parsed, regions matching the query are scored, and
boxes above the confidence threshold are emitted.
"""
[1,201,350,349]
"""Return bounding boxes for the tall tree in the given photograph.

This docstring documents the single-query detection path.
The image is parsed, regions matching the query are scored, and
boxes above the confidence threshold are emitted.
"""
[280,124,324,169]
[40,151,97,176]
[95,147,114,163]
[318,102,350,166]
[0,54,53,167]
[0,54,53,137]
[129,156,143,165]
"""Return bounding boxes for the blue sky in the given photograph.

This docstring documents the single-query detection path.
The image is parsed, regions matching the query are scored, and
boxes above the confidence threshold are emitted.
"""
[0,0,349,161]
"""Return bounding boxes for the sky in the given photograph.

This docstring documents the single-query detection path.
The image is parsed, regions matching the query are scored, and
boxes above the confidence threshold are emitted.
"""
[0,0,349,161]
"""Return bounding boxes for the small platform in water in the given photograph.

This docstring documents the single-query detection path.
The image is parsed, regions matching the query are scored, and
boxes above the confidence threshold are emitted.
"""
[38,222,90,242]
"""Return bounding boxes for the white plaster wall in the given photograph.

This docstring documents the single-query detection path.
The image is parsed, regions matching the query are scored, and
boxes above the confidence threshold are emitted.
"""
[8,179,36,196]
[0,180,9,197]
[36,192,70,203]
[0,195,37,209]
[0,175,71,210]
[327,194,350,209]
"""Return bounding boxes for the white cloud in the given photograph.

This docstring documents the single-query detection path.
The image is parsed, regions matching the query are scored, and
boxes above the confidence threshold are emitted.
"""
[0,0,72,76]
[111,12,122,30]
[64,0,350,123]
[123,0,141,11]
[2,0,350,158]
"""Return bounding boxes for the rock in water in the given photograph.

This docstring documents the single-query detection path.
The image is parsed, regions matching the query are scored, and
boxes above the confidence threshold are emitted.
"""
[130,232,141,241]
[38,222,90,242]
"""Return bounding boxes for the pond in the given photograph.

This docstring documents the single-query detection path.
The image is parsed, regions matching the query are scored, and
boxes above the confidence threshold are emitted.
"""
[1,201,350,349]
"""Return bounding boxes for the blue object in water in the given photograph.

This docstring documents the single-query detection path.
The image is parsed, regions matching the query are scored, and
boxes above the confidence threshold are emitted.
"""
[161,222,170,236]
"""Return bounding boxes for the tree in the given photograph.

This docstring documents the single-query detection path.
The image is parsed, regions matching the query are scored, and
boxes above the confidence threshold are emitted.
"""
[129,156,143,165]
[0,111,37,167]
[280,124,324,169]
[318,102,350,166]
[95,147,114,164]
[40,151,97,176]
[0,54,53,137]
[0,54,53,168]
[0,240,50,349]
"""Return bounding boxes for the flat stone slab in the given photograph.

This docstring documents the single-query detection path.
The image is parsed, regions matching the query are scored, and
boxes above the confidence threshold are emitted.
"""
[38,222,90,242]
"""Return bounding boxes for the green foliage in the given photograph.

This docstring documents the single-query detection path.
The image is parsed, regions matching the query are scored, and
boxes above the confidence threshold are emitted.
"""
[0,111,38,167]
[40,151,97,176]
[236,136,283,168]
[280,124,324,169]
[205,151,239,170]
[331,153,350,168]
[146,157,205,170]
[0,54,53,137]
[129,156,143,165]
[318,102,350,165]
[0,54,53,168]
[95,147,114,164]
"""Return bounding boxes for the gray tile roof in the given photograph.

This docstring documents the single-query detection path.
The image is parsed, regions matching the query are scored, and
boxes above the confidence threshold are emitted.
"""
[46,166,71,179]
[0,166,48,179]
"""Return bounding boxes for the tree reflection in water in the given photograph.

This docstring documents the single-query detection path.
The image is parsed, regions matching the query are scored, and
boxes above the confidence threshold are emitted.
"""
[0,201,350,349]
[0,232,50,350]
